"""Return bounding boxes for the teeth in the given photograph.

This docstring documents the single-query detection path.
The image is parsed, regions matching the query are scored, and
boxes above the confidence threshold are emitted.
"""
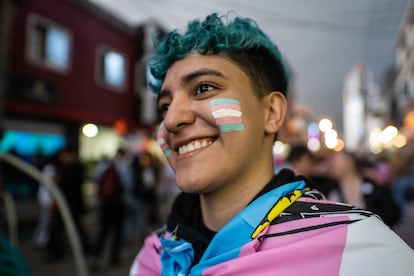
[178,139,213,155]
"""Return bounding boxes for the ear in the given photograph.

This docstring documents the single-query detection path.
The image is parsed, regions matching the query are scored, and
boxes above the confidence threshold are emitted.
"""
[263,91,287,135]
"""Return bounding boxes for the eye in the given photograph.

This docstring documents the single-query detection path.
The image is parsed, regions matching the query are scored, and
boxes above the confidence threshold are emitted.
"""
[196,82,215,95]
[157,102,170,119]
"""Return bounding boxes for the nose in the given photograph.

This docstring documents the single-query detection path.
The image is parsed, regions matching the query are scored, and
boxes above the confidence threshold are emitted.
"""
[162,95,195,133]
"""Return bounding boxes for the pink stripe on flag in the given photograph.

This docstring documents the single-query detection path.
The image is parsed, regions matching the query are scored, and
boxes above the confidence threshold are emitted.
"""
[160,143,169,151]
[157,129,165,140]
[216,117,243,125]
[210,104,241,111]
[227,216,349,276]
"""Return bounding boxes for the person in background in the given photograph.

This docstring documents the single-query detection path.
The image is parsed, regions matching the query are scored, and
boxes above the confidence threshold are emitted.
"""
[122,151,151,245]
[327,150,401,227]
[138,151,161,226]
[130,13,414,275]
[91,148,131,267]
[31,153,59,249]
[156,160,179,224]
[285,143,316,177]
[389,149,412,224]
[92,155,110,183]
[46,147,91,261]
[285,143,337,197]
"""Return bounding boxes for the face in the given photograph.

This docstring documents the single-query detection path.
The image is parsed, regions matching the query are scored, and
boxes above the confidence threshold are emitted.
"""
[157,54,279,195]
[292,155,314,177]
[328,151,353,179]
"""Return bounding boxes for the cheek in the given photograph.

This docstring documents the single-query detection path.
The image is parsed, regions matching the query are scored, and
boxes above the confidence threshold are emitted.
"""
[156,123,171,157]
[209,98,245,133]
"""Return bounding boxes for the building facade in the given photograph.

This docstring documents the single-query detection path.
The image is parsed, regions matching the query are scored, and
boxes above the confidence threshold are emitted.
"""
[1,0,159,159]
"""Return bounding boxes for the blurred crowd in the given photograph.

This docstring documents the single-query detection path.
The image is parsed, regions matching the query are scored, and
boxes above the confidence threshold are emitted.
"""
[0,144,179,271]
[279,143,414,227]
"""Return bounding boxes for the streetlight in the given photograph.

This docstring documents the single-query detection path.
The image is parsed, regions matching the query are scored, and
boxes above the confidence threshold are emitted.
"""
[319,118,333,133]
[82,123,98,138]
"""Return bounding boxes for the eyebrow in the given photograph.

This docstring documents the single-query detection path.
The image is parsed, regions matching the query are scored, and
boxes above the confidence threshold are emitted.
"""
[158,67,228,101]
[180,67,227,84]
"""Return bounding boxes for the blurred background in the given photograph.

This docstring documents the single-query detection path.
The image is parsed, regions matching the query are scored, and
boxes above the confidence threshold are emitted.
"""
[0,0,413,275]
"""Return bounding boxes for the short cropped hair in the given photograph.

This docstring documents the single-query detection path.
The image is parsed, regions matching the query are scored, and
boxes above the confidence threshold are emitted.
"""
[286,144,314,163]
[147,13,289,98]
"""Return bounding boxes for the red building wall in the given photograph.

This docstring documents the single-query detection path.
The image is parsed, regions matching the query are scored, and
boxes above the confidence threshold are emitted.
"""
[5,0,140,126]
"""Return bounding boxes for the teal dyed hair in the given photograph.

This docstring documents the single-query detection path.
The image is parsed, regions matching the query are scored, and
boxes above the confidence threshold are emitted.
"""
[147,13,289,97]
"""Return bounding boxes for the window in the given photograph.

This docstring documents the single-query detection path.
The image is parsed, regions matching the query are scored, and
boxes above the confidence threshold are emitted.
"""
[97,47,127,90]
[27,14,71,72]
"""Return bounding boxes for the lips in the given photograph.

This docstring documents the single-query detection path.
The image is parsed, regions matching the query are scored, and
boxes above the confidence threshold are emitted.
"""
[178,138,214,155]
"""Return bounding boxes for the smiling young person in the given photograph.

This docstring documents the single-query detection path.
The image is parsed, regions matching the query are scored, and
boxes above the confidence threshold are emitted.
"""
[130,13,414,276]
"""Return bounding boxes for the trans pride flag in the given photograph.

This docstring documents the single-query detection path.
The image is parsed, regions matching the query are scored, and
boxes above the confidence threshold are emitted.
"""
[209,98,244,132]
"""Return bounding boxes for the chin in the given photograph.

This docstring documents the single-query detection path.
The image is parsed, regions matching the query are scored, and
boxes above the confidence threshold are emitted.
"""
[176,177,209,194]
[176,182,201,194]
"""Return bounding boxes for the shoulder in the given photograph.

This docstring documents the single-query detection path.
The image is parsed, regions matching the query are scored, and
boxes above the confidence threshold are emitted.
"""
[338,216,414,275]
[275,190,376,223]
[130,231,164,275]
[265,191,378,241]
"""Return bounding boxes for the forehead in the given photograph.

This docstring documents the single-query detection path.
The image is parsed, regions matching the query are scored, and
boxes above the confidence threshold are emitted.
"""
[161,54,249,88]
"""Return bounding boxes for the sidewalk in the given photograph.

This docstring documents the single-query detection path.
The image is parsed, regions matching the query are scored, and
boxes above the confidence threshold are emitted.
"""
[18,208,143,276]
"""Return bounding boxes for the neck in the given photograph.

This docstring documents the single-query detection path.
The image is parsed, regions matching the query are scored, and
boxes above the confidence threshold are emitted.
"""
[340,171,362,184]
[199,168,273,232]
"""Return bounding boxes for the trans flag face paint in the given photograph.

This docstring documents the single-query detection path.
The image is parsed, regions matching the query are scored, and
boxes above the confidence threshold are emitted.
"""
[209,98,244,132]
[157,123,171,157]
